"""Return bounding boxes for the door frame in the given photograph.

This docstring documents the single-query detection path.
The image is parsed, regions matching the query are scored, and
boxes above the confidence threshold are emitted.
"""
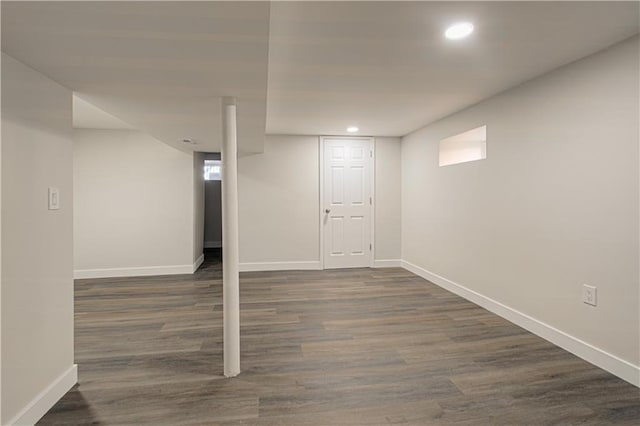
[319,136,375,269]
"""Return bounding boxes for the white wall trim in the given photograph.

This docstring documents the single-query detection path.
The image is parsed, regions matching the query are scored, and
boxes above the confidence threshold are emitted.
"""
[75,264,195,279]
[75,254,204,279]
[401,260,640,387]
[318,136,324,270]
[192,253,205,273]
[239,261,321,272]
[7,364,77,426]
[373,259,402,268]
[204,241,222,249]
[369,138,376,269]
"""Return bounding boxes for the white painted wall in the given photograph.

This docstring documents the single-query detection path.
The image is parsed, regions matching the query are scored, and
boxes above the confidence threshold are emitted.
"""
[239,135,320,266]
[401,37,639,379]
[73,129,197,277]
[0,50,3,426]
[204,153,222,248]
[193,152,205,266]
[0,52,3,426]
[1,53,76,424]
[238,135,402,268]
[375,137,402,263]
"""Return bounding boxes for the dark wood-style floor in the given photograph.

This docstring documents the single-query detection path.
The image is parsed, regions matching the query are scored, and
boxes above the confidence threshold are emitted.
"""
[40,249,639,425]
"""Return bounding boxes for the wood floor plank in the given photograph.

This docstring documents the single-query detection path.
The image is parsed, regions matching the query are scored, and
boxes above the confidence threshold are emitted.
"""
[39,249,640,425]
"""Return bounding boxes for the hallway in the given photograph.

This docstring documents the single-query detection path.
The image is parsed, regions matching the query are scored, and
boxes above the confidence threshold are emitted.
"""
[39,254,638,425]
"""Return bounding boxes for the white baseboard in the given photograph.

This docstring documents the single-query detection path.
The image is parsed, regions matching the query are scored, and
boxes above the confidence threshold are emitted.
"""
[204,241,222,249]
[75,262,198,279]
[401,260,640,387]
[239,261,321,272]
[192,253,205,273]
[7,364,77,426]
[373,259,402,268]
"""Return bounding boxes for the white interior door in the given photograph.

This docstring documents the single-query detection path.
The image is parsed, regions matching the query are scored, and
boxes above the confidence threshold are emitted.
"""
[322,137,373,269]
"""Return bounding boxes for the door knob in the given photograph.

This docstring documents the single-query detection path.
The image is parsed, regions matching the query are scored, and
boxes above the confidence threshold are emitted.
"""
[325,209,331,214]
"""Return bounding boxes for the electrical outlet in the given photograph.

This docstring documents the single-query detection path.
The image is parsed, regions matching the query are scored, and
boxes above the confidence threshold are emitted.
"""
[582,284,597,306]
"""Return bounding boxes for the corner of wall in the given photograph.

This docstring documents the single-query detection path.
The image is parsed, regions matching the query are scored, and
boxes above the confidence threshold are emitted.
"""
[5,365,77,426]
[2,52,76,424]
[193,152,205,266]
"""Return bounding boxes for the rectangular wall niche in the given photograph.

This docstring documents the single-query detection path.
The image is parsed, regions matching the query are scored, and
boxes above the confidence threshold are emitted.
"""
[439,125,487,167]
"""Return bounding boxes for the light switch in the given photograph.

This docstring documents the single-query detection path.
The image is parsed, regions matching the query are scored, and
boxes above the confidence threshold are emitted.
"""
[48,187,60,210]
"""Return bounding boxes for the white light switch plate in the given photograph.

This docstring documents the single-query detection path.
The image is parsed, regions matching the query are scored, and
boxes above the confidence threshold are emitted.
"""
[48,187,60,210]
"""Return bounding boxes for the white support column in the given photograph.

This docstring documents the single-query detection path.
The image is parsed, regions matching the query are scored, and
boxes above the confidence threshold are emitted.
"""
[221,98,240,377]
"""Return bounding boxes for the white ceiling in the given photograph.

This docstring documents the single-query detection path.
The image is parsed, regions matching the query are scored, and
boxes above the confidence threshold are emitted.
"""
[266,1,639,136]
[1,1,270,153]
[2,2,639,151]
[73,95,134,130]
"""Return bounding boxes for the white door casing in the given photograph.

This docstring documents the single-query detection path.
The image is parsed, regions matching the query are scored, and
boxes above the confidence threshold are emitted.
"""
[321,137,373,269]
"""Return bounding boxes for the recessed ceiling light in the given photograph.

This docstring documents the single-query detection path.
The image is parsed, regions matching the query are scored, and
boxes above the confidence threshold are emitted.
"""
[181,138,197,145]
[347,126,359,133]
[445,22,474,40]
